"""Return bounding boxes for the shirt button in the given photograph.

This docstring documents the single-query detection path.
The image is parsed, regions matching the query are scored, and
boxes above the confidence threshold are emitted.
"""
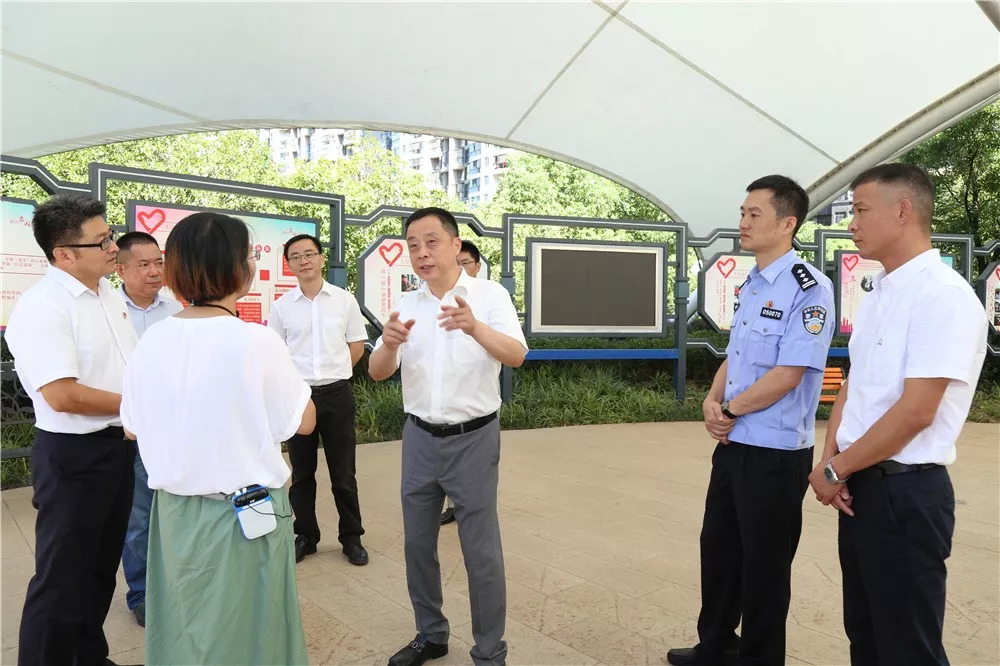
[736,351,740,355]
[728,380,733,385]
[763,327,768,332]
[753,289,758,295]
[743,321,747,325]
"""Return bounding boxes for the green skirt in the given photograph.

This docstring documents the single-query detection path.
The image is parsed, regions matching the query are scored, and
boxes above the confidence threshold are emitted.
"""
[145,487,307,665]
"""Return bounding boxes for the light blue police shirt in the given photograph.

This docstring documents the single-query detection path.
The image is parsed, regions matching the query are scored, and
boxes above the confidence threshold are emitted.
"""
[121,289,183,339]
[724,249,835,450]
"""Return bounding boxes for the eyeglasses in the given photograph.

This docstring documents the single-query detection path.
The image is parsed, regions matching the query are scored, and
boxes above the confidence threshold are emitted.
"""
[458,259,479,267]
[60,231,117,251]
[288,251,322,264]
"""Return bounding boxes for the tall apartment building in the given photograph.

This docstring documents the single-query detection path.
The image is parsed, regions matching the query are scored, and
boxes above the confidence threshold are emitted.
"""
[812,191,853,225]
[259,128,513,206]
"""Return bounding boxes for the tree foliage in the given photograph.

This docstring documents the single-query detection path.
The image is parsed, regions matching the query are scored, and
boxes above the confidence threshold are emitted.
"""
[903,101,1000,246]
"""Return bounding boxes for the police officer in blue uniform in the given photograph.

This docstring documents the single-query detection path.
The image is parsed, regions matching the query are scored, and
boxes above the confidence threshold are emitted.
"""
[667,176,835,666]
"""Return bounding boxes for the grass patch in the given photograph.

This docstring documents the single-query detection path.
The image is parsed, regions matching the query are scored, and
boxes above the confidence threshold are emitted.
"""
[2,423,34,489]
[969,383,1000,423]
[3,357,997,490]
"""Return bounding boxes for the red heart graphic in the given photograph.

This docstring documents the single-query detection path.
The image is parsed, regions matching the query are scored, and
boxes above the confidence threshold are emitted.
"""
[716,257,736,278]
[995,267,1000,281]
[137,209,166,234]
[379,242,403,267]
[843,255,859,272]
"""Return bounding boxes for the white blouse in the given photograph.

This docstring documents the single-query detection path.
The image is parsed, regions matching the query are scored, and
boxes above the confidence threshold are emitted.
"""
[121,316,310,495]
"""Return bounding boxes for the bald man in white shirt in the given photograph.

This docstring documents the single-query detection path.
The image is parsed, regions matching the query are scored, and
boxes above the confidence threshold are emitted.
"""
[6,195,138,666]
[808,164,988,666]
[370,207,527,666]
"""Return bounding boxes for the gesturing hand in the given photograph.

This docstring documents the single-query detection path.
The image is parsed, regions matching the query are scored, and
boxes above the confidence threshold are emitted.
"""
[383,311,415,350]
[438,295,479,336]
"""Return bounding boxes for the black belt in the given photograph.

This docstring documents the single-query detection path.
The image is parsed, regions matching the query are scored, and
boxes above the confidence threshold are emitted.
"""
[409,412,497,438]
[854,460,942,479]
[310,379,349,395]
[93,426,126,439]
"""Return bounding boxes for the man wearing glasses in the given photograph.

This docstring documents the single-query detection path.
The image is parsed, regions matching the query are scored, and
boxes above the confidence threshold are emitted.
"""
[6,194,138,665]
[268,234,371,565]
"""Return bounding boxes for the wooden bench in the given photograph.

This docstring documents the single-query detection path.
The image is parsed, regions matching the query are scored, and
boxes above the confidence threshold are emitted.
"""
[819,367,845,404]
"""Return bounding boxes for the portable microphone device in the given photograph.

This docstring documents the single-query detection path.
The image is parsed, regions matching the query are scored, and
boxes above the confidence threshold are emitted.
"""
[231,485,277,539]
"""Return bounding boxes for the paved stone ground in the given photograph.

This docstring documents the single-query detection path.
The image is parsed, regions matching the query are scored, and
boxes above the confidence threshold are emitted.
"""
[3,421,997,665]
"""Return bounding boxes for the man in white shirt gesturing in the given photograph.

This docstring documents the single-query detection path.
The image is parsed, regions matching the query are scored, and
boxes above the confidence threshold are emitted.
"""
[808,163,988,666]
[269,234,371,566]
[370,208,527,666]
[6,194,138,666]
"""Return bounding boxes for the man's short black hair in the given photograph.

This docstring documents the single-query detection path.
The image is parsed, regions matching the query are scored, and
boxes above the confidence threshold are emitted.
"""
[116,231,159,261]
[283,234,323,260]
[460,240,481,262]
[32,194,106,262]
[746,175,810,233]
[404,207,460,237]
[850,163,935,227]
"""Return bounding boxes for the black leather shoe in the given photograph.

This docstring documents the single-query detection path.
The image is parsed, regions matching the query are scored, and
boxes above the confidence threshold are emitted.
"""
[666,645,737,666]
[388,635,448,666]
[295,535,317,563]
[666,647,701,666]
[344,542,369,566]
[440,507,456,525]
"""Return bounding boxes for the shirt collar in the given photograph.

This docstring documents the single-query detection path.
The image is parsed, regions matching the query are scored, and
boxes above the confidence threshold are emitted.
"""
[749,249,798,285]
[121,287,163,311]
[47,265,96,298]
[877,249,940,292]
[418,268,476,302]
[291,281,335,301]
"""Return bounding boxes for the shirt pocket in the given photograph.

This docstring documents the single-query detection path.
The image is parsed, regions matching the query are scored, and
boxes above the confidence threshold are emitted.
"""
[747,318,788,370]
[450,329,487,366]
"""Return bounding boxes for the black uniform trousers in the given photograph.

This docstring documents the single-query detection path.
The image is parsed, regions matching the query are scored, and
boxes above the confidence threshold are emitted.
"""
[287,380,364,547]
[839,465,954,666]
[696,440,813,666]
[18,427,135,666]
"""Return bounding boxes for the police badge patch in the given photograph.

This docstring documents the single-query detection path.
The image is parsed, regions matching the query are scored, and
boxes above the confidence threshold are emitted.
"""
[802,306,827,335]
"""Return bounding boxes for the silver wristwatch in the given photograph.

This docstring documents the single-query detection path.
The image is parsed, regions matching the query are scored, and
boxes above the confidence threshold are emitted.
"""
[823,459,846,484]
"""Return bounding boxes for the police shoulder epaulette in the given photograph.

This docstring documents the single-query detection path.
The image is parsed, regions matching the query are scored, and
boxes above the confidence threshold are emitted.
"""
[791,263,817,291]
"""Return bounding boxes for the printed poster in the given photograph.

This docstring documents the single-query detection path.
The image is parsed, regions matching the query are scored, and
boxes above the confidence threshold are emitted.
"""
[131,204,316,325]
[1,199,45,329]
[361,236,488,326]
[982,262,1000,334]
[700,254,756,331]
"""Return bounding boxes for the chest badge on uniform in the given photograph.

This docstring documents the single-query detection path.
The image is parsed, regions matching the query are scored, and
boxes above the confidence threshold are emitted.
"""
[802,306,827,335]
[760,306,783,320]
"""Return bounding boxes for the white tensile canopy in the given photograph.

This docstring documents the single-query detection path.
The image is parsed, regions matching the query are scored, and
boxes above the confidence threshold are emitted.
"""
[3,1,998,234]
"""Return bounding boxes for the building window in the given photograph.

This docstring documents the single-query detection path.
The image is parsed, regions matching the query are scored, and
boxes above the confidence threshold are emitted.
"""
[484,175,490,185]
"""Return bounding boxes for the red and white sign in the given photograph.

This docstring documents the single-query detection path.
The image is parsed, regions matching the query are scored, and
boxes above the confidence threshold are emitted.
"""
[130,204,316,325]
[837,252,884,335]
[700,254,756,331]
[361,236,489,326]
[1,200,45,329]
[984,263,1000,334]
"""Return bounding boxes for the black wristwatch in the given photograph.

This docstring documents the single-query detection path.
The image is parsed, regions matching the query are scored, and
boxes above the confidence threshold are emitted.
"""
[720,401,738,420]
